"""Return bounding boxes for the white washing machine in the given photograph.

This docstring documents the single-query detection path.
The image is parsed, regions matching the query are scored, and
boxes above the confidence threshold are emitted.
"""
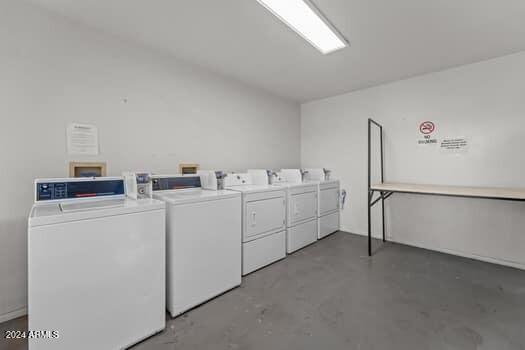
[304,168,341,239]
[28,177,166,350]
[273,169,318,253]
[151,174,241,317]
[224,173,286,275]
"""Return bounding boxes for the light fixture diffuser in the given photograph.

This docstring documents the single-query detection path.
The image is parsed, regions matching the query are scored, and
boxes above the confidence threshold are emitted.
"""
[256,0,348,54]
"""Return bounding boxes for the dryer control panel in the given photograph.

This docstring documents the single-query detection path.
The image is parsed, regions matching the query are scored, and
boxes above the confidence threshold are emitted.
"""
[36,178,125,202]
[223,173,252,187]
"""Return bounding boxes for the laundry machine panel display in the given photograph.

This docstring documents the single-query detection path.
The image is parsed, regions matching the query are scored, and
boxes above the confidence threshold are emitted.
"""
[36,180,125,201]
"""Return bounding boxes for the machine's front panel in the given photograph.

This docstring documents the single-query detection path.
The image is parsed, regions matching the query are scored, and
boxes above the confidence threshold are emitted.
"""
[244,197,286,240]
[320,187,340,215]
[319,211,340,239]
[28,202,165,349]
[165,196,241,316]
[288,191,317,225]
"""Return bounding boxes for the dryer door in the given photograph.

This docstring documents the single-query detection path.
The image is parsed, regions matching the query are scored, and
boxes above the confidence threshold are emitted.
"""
[288,191,317,225]
[245,197,286,240]
[320,187,339,216]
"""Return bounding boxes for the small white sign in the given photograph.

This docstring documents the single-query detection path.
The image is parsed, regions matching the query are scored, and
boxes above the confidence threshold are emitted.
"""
[440,137,469,154]
[417,121,438,147]
[67,123,99,155]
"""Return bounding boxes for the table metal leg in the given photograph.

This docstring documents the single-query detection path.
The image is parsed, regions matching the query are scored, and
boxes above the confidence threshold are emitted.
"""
[368,191,372,256]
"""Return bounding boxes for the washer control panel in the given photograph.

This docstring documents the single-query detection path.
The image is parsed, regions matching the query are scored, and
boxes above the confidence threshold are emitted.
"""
[36,179,125,202]
[152,176,201,191]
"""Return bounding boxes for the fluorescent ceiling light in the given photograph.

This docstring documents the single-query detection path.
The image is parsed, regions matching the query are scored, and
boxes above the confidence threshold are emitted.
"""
[256,0,348,54]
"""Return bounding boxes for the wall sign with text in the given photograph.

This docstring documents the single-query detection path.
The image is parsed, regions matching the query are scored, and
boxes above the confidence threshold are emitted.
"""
[417,121,438,146]
[67,123,99,155]
[440,137,469,154]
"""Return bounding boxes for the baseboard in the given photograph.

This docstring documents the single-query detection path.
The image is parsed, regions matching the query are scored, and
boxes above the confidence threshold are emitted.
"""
[0,307,27,323]
[390,237,525,271]
[339,230,525,270]
[339,230,382,239]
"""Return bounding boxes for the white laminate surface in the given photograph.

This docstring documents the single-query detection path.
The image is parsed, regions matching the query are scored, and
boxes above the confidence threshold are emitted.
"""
[371,183,525,200]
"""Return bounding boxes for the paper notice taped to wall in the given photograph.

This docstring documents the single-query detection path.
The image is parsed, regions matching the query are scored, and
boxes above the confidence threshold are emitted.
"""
[440,137,468,154]
[67,123,99,155]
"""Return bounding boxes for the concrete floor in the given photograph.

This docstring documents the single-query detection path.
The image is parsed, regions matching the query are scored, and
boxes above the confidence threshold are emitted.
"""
[2,232,525,350]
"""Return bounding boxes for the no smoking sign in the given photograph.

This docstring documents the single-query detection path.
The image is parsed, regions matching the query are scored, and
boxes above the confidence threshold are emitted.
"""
[419,121,435,135]
[417,121,438,145]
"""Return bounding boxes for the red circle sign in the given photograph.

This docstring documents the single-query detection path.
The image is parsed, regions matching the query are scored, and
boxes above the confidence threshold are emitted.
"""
[419,121,435,134]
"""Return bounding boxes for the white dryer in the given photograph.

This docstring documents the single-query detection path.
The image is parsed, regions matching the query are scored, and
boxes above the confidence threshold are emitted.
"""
[224,173,286,275]
[151,175,241,318]
[272,169,318,253]
[304,168,341,239]
[28,177,166,350]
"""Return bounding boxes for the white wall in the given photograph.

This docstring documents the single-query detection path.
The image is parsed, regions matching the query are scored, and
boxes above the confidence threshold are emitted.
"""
[302,51,525,269]
[0,1,300,322]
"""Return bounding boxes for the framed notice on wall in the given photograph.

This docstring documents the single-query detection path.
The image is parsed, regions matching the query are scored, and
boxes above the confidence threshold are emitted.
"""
[67,123,99,155]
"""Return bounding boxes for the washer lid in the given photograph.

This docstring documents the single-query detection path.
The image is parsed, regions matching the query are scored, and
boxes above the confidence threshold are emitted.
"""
[153,189,240,205]
[225,184,283,194]
[60,198,128,213]
[29,198,165,227]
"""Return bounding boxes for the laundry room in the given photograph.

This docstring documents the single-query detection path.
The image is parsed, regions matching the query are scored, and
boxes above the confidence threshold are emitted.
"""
[1,1,525,349]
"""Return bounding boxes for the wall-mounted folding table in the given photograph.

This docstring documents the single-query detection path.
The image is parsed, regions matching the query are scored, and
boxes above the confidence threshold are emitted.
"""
[367,118,525,256]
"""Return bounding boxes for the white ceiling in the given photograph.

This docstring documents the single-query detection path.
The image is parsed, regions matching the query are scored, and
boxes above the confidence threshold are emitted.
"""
[28,0,525,102]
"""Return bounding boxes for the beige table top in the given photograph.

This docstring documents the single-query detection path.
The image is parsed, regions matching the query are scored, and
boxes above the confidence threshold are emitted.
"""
[371,182,525,201]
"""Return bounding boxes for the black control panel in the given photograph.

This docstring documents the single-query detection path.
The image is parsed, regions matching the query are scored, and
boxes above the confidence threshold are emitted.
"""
[36,179,125,201]
[152,176,201,191]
